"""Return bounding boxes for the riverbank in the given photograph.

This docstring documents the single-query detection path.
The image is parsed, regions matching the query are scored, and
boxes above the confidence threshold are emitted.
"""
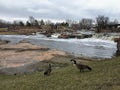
[0,40,120,90]
[0,36,118,75]
[0,40,72,75]
[0,38,113,75]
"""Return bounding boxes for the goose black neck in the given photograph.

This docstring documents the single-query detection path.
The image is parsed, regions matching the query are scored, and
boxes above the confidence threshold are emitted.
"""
[49,64,51,68]
[73,60,76,64]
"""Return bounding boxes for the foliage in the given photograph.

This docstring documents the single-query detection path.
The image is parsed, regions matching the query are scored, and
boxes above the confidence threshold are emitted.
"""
[19,21,24,26]
[26,21,31,26]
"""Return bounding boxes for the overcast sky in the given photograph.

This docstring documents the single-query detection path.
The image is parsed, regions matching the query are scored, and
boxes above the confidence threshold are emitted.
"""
[0,0,120,22]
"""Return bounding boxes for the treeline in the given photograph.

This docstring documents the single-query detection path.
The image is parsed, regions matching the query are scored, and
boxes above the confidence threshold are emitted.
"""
[0,16,69,28]
[0,15,119,31]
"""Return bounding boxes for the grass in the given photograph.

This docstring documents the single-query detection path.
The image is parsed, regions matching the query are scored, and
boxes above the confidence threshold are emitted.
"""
[0,31,20,35]
[0,57,120,90]
[0,28,8,31]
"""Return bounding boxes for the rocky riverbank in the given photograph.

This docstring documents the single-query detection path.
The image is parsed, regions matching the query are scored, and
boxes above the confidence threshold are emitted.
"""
[0,40,72,75]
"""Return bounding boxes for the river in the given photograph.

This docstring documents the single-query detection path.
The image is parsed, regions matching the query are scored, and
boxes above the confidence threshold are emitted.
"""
[0,35,117,59]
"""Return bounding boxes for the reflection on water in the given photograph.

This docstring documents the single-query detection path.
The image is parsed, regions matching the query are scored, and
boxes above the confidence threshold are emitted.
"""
[0,35,117,59]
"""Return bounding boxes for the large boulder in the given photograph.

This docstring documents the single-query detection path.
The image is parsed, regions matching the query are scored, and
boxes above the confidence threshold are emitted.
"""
[114,38,120,51]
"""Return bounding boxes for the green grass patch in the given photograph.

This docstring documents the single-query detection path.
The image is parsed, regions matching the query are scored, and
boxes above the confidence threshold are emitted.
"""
[0,57,120,90]
[0,28,8,31]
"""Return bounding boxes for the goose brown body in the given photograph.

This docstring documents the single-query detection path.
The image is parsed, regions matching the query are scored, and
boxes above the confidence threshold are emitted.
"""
[71,59,92,71]
[44,64,52,75]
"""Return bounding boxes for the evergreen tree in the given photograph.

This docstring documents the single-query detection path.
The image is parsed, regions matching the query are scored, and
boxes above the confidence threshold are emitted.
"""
[26,21,31,26]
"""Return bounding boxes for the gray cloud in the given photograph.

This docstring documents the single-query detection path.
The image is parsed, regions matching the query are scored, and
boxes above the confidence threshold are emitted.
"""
[0,0,120,21]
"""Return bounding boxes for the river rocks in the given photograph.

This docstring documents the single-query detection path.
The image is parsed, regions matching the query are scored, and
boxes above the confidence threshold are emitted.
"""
[114,38,120,51]
[114,38,120,56]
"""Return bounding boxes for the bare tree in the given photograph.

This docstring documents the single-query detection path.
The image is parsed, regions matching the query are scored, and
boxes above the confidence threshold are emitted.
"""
[40,20,45,25]
[79,18,93,30]
[113,19,119,24]
[66,19,77,27]
[96,15,109,32]
[45,20,52,25]
[29,16,35,25]
[13,20,20,26]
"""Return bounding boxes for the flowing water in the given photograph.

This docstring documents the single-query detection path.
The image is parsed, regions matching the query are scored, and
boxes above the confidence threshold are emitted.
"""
[0,35,117,59]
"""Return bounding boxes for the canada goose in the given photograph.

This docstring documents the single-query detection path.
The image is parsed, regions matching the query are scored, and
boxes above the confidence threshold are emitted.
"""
[71,59,92,72]
[44,64,52,76]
